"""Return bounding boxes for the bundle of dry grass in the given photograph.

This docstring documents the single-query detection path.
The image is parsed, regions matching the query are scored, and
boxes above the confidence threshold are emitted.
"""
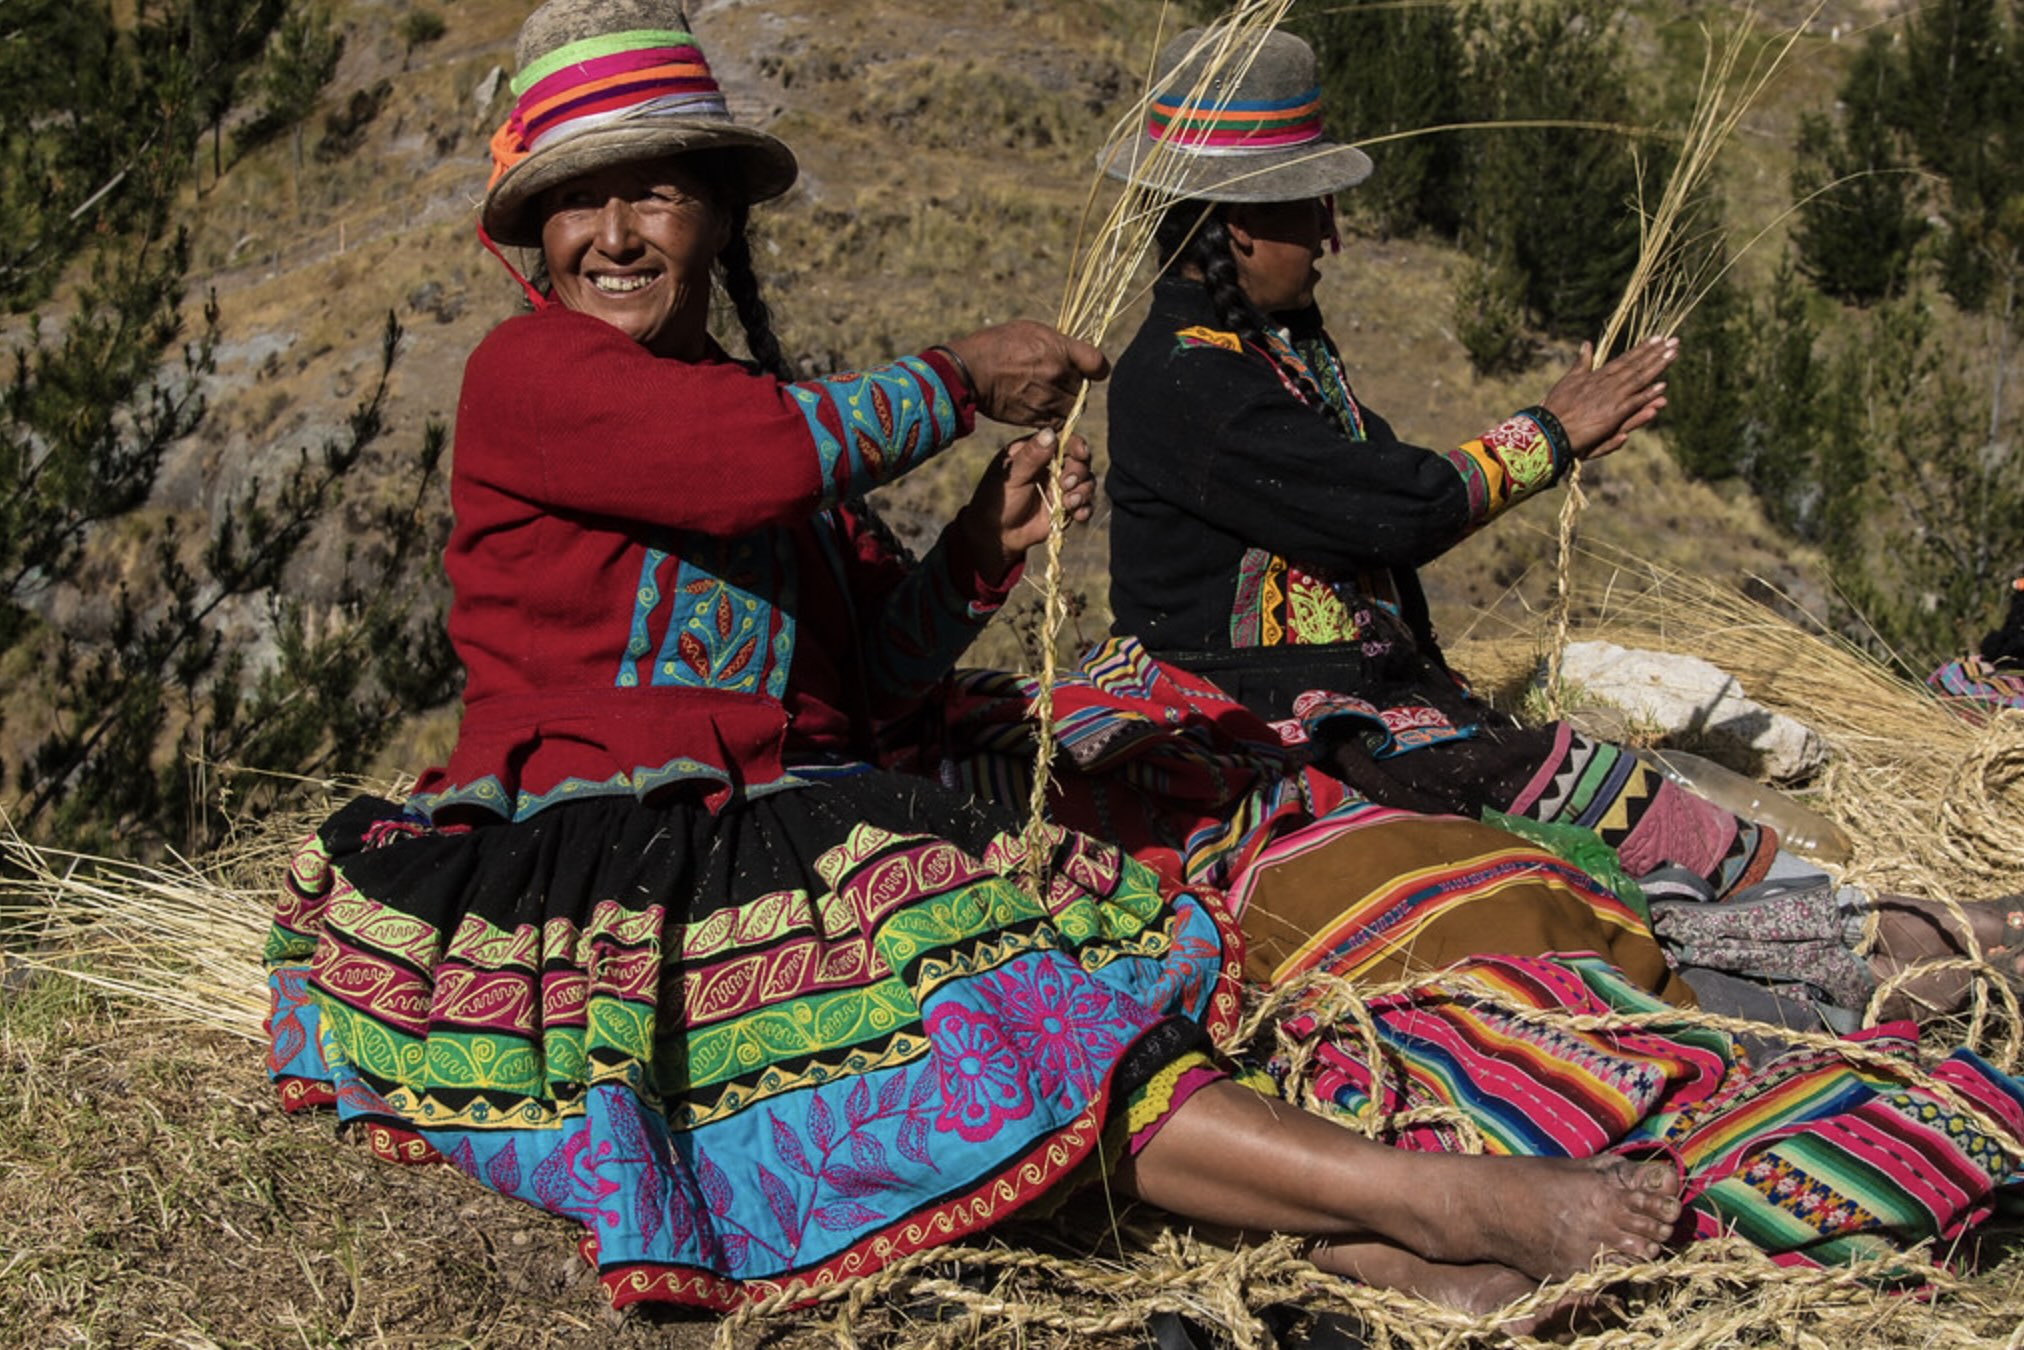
[1456,545,2024,903]
[6,561,2023,1347]
[12,839,2020,1347]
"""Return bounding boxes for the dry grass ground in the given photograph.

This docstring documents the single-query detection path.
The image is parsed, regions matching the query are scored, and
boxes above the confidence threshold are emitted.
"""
[9,2,2024,1345]
[6,557,2024,1347]
[0,974,744,1348]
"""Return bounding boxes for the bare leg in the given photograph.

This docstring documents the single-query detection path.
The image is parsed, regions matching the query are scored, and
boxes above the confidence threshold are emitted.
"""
[1870,894,2024,1018]
[1114,1081,1681,1284]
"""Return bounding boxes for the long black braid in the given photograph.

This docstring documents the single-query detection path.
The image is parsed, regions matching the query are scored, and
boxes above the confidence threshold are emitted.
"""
[1155,199,1275,356]
[1155,198,1334,410]
[717,200,795,382]
[709,194,913,561]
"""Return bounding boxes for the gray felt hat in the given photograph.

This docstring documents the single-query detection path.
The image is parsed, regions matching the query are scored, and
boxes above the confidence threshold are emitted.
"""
[480,0,798,248]
[1100,27,1372,203]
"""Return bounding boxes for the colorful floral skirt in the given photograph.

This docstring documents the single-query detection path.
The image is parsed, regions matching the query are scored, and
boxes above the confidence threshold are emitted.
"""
[1280,954,2024,1267]
[263,776,1244,1311]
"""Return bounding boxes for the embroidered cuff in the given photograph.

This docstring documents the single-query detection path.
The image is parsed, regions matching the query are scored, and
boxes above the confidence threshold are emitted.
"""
[1519,404,1573,472]
[786,354,974,504]
[1442,409,1569,524]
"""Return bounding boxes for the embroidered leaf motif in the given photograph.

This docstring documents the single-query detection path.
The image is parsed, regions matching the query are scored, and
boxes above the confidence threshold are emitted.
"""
[810,1200,885,1233]
[826,1136,902,1197]
[855,428,884,476]
[877,1071,908,1117]
[846,1077,873,1130]
[848,1130,898,1182]
[634,1163,664,1248]
[910,1064,939,1109]
[486,1140,523,1195]
[678,632,710,680]
[714,593,734,640]
[808,1093,836,1157]
[871,382,895,437]
[724,635,757,678]
[698,1152,733,1217]
[897,1114,932,1167]
[720,1232,751,1270]
[267,1009,306,1072]
[447,1138,480,1179]
[666,1177,696,1252]
[757,1163,801,1248]
[771,1112,816,1178]
[821,1165,890,1199]
[684,578,715,594]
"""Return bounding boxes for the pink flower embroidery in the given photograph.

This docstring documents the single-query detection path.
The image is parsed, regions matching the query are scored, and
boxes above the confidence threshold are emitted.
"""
[991,961,1132,1108]
[926,1002,1035,1142]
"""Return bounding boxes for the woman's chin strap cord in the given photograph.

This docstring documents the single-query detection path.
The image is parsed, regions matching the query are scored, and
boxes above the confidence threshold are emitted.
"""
[478,220,549,311]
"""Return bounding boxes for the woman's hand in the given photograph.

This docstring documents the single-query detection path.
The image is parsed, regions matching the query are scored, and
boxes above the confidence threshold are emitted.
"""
[958,428,1096,584]
[946,321,1111,426]
[1540,336,1678,461]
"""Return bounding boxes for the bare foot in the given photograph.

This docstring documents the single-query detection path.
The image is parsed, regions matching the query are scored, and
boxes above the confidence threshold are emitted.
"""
[1871,894,2024,1019]
[1309,1238,1535,1315]
[1308,1239,1614,1335]
[1376,1153,1682,1284]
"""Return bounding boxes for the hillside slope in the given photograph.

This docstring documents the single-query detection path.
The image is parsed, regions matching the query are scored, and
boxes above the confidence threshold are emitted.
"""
[153,0,1868,769]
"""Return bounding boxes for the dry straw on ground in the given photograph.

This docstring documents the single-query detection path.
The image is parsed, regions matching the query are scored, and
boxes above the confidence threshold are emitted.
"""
[5,562,2023,1347]
[1546,1,1824,720]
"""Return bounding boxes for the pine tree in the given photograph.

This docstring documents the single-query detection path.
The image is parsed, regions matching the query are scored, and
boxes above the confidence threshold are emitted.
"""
[1789,34,1924,306]
[1823,294,2024,666]
[2,1,456,856]
[240,2,345,197]
[1895,0,2023,315]
[1742,261,1828,535]
[1296,1,1467,239]
[1662,274,1750,483]
[1457,0,1653,343]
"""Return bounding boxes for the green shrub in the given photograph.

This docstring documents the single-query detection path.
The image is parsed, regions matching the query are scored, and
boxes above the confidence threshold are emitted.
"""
[399,9,446,53]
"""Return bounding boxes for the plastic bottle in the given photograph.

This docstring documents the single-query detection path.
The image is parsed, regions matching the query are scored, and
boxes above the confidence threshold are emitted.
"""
[1638,748,1855,865]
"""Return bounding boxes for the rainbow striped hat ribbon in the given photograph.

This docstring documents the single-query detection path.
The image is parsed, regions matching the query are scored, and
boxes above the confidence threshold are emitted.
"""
[486,28,727,191]
[1146,84,1325,156]
[1101,27,1371,205]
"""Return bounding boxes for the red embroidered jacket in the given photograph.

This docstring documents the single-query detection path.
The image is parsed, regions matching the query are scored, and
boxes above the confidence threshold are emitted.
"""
[412,305,1008,820]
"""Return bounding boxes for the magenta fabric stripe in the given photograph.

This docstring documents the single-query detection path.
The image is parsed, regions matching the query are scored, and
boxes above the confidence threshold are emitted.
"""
[522,77,723,141]
[516,45,712,113]
[1146,119,1323,150]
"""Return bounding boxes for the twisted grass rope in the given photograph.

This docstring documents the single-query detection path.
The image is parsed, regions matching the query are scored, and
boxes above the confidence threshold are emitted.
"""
[1936,714,2024,884]
[1017,2,1297,893]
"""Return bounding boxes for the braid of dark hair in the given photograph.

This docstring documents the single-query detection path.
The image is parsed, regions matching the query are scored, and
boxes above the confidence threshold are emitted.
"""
[1155,200,1274,359]
[718,202,795,381]
[843,494,919,568]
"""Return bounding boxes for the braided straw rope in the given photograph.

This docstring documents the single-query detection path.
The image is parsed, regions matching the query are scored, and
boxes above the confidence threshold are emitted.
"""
[1545,3,1821,718]
[1018,1,1300,892]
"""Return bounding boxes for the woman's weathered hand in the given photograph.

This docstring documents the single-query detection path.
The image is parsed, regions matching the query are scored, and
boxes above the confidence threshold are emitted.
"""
[959,428,1096,583]
[1540,337,1678,461]
[946,321,1110,426]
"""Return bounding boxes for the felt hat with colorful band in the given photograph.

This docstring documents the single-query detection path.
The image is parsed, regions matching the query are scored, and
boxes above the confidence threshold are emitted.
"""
[1101,27,1371,204]
[481,0,798,249]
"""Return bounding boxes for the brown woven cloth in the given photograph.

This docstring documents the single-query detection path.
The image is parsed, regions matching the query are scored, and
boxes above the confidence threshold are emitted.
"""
[1232,811,1695,1005]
